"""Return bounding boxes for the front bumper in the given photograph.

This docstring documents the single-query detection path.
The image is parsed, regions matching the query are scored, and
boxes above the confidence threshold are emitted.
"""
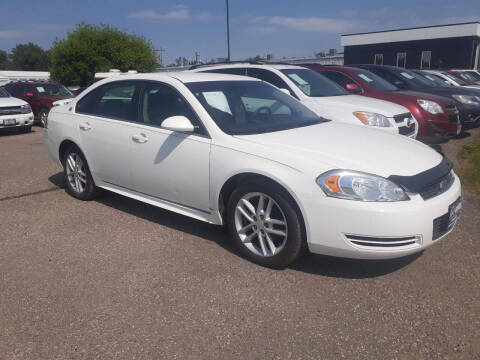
[457,103,480,127]
[0,113,34,129]
[302,174,461,259]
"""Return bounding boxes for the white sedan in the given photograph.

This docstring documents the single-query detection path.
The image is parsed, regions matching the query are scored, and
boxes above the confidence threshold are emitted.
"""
[45,72,461,268]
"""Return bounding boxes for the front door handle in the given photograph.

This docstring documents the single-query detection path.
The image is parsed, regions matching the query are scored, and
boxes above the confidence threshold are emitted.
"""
[132,133,148,143]
[79,122,91,131]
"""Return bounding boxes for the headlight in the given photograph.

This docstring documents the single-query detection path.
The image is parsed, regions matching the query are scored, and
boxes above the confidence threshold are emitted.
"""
[20,104,31,114]
[352,112,391,127]
[317,170,409,202]
[417,99,443,114]
[452,95,480,105]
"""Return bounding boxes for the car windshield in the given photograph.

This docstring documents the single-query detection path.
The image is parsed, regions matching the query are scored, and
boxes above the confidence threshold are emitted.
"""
[186,80,327,135]
[351,70,398,91]
[419,73,447,86]
[391,68,438,87]
[35,83,73,97]
[442,72,468,85]
[280,69,347,97]
[465,71,480,81]
[0,87,10,97]
[459,71,480,83]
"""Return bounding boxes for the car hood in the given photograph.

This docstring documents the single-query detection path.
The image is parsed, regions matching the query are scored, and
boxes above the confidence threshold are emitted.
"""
[232,122,442,178]
[396,90,454,104]
[40,95,74,101]
[0,96,28,107]
[304,94,408,117]
[418,86,480,96]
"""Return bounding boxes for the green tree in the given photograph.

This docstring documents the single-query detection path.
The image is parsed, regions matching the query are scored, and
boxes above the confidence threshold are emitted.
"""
[0,49,10,69]
[50,23,157,86]
[9,43,49,70]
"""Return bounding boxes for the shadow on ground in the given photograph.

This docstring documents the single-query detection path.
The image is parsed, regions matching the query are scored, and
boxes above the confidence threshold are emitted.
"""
[48,171,420,279]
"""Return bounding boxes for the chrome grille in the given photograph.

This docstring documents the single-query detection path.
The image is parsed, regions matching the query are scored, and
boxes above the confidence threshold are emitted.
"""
[0,106,23,116]
[393,112,413,123]
[420,171,454,200]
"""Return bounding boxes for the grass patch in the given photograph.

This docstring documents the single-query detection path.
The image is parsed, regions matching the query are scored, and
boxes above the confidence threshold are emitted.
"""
[457,138,480,195]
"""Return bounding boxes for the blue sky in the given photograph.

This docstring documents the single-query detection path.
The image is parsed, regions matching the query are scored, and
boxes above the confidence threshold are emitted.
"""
[1,0,479,64]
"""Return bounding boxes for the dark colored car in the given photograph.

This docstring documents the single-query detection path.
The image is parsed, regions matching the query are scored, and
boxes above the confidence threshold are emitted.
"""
[447,70,480,85]
[354,65,480,128]
[306,65,459,142]
[4,81,74,126]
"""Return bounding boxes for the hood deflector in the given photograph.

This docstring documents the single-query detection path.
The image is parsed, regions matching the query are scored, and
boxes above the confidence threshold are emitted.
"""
[388,156,452,193]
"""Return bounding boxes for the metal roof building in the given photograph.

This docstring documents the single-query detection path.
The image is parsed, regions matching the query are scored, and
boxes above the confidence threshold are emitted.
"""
[341,22,480,70]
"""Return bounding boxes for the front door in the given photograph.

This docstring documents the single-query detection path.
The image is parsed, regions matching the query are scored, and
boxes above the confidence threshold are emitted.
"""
[129,81,211,212]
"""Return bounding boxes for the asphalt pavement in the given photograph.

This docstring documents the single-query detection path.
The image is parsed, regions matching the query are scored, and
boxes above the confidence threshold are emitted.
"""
[0,127,479,359]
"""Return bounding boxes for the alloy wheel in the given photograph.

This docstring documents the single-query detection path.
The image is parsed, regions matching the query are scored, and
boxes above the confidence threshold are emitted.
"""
[234,192,288,257]
[65,153,87,194]
[40,110,48,127]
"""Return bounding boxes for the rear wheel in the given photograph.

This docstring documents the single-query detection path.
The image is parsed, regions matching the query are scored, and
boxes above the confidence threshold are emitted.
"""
[39,108,49,127]
[63,146,98,200]
[227,182,305,268]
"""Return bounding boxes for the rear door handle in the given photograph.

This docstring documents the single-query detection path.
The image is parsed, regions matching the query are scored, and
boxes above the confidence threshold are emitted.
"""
[79,122,91,131]
[132,133,148,143]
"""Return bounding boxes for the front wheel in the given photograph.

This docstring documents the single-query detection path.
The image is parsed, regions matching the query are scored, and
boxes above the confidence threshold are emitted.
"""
[63,146,98,200]
[227,182,305,268]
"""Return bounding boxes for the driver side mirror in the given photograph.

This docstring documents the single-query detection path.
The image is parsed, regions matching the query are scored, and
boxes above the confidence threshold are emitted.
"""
[25,92,34,97]
[345,83,361,93]
[161,116,195,133]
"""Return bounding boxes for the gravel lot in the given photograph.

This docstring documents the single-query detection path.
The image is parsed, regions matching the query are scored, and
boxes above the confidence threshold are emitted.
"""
[0,127,479,360]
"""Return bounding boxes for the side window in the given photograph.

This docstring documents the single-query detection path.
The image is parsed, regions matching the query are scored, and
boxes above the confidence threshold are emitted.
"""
[320,70,359,90]
[246,68,291,92]
[140,82,206,136]
[76,81,138,121]
[204,68,247,76]
[374,54,383,65]
[6,85,20,96]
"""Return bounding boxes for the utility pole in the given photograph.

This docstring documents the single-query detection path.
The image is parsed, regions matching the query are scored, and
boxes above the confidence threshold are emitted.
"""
[226,0,231,62]
[195,52,200,64]
[154,47,166,67]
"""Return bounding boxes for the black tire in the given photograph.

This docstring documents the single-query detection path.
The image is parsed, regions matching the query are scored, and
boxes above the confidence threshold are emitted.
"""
[38,108,49,127]
[63,145,98,201]
[226,181,306,268]
[22,125,32,133]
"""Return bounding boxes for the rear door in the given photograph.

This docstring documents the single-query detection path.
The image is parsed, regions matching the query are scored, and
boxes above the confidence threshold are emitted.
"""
[75,80,140,189]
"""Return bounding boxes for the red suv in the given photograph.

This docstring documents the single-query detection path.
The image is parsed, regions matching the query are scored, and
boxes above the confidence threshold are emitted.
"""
[305,65,460,142]
[4,81,74,127]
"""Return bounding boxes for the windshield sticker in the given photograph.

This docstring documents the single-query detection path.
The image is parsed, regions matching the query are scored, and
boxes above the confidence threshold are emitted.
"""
[36,86,45,93]
[400,72,415,79]
[203,91,232,114]
[358,73,373,82]
[287,73,308,86]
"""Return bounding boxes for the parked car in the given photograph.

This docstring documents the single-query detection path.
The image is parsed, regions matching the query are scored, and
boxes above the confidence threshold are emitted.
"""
[190,63,418,138]
[4,81,74,127]
[45,72,461,268]
[307,65,459,142]
[448,70,480,85]
[355,65,480,128]
[418,70,480,90]
[0,86,34,133]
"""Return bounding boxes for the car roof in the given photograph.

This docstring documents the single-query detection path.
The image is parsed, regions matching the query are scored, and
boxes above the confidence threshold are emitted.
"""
[191,63,304,71]
[95,71,262,85]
